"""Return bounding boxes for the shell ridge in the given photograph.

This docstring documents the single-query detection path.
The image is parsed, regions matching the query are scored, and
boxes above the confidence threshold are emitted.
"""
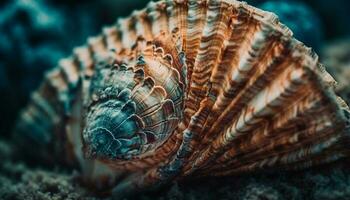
[12,0,350,195]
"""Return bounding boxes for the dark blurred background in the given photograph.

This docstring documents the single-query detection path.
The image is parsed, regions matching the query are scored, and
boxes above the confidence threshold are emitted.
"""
[0,0,349,139]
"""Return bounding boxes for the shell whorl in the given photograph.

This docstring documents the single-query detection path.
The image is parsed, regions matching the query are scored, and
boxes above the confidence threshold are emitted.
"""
[82,38,187,160]
[14,0,350,194]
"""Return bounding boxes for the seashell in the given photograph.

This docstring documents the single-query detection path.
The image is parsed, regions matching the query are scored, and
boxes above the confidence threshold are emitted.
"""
[14,0,350,196]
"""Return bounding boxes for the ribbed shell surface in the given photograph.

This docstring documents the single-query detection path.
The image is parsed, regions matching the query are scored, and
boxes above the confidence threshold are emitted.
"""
[14,0,350,194]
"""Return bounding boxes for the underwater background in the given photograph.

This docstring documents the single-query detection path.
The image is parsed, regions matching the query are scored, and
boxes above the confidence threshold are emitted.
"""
[0,0,350,199]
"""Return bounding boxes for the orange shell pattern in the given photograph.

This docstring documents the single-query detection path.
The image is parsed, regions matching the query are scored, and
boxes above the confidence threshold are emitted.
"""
[14,0,350,194]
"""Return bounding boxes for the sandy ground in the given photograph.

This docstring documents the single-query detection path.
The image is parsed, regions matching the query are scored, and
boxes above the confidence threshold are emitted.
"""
[1,139,350,200]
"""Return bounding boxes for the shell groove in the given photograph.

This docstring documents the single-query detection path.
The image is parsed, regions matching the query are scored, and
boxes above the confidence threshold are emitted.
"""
[14,0,350,195]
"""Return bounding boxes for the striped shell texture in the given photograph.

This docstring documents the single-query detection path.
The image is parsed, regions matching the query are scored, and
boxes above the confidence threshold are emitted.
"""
[14,0,350,195]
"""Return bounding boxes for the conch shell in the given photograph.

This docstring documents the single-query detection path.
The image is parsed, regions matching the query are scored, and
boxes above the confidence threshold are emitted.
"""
[14,0,350,195]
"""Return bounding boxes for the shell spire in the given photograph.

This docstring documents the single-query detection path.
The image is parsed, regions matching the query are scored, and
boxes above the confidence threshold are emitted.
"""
[13,0,350,196]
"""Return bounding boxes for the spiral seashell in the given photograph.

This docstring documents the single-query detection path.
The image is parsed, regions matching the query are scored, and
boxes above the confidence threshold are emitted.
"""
[14,0,350,195]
